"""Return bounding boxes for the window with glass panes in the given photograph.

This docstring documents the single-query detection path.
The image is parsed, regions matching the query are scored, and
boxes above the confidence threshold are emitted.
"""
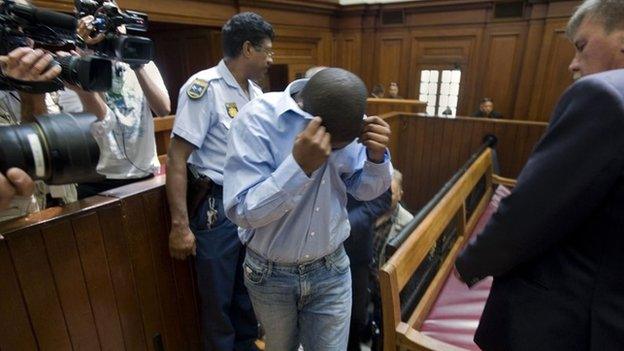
[418,69,461,117]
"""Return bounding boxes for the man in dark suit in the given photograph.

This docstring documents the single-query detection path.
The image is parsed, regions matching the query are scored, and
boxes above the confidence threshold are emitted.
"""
[455,0,624,349]
[470,98,502,118]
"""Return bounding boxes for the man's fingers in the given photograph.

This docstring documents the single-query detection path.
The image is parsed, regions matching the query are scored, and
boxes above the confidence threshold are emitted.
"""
[40,64,61,81]
[0,172,17,210]
[312,125,327,143]
[6,168,34,197]
[361,132,389,145]
[304,117,322,136]
[321,132,332,154]
[362,139,386,151]
[31,53,54,77]
[6,47,31,63]
[362,123,389,135]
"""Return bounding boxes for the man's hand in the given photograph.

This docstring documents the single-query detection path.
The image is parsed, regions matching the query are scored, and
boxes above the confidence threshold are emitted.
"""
[0,168,34,211]
[0,47,61,82]
[361,115,390,163]
[77,15,106,45]
[169,225,197,260]
[292,117,331,176]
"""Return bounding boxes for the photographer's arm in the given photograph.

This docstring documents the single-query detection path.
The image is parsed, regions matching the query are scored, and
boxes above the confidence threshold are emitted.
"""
[74,91,108,120]
[134,63,171,117]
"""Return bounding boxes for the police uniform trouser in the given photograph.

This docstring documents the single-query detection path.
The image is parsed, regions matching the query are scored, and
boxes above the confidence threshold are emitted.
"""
[190,184,258,351]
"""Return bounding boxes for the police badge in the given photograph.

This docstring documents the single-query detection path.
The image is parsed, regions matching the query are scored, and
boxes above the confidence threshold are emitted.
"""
[225,103,238,118]
[187,79,208,100]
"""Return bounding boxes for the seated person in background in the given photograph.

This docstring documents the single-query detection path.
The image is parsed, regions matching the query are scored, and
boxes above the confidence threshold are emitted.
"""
[223,67,393,350]
[370,84,384,98]
[387,82,402,99]
[369,169,413,349]
[344,188,392,351]
[471,97,502,118]
[58,11,171,199]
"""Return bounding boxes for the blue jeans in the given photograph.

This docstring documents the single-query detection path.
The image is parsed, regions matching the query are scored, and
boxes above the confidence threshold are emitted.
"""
[190,185,258,351]
[243,246,352,351]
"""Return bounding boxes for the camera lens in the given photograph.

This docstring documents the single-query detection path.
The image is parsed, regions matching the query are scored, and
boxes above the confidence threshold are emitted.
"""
[0,113,103,185]
[56,55,112,92]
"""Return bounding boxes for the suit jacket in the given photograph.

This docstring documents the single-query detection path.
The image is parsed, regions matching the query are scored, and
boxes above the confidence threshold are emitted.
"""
[344,190,392,265]
[471,110,502,118]
[456,69,624,351]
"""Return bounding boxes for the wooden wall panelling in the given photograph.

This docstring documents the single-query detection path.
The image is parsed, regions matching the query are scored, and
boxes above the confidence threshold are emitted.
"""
[376,30,410,98]
[395,115,547,211]
[72,212,127,351]
[528,18,575,121]
[98,204,149,350]
[0,241,38,350]
[8,228,74,350]
[119,194,167,349]
[408,27,483,116]
[41,221,102,350]
[141,189,187,351]
[479,22,527,118]
[513,3,548,119]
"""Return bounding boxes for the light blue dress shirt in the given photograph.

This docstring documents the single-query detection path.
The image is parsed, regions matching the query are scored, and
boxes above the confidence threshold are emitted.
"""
[172,60,263,185]
[223,79,393,264]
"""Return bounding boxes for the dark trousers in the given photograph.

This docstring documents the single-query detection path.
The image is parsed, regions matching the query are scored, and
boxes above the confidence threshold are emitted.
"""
[190,185,258,351]
[347,261,371,351]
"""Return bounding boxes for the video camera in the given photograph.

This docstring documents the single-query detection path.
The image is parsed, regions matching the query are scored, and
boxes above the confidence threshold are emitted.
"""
[75,0,154,65]
[0,0,112,93]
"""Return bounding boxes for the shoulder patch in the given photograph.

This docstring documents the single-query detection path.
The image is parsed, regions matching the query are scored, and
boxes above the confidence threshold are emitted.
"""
[187,79,209,100]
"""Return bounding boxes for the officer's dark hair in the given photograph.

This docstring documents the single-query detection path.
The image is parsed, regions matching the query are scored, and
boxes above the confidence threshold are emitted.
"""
[480,97,494,104]
[222,12,274,59]
[300,68,367,143]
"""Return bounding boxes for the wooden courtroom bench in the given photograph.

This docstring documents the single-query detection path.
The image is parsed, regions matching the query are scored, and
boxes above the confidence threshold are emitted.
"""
[379,138,516,351]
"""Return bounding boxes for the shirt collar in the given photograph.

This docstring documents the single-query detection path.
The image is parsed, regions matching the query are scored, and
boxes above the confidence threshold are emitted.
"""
[217,59,247,92]
[275,79,313,119]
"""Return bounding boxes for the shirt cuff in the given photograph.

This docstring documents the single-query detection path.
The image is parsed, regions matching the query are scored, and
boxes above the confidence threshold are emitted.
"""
[363,150,392,176]
[271,154,314,197]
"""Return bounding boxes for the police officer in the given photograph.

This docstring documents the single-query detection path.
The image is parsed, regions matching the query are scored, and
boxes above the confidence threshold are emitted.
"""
[166,12,274,351]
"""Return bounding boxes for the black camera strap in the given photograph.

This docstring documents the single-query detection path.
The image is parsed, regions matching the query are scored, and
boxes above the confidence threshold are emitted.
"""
[0,73,63,94]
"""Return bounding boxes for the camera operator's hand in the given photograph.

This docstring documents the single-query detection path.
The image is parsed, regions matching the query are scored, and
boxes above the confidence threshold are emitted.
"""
[0,47,61,82]
[0,168,34,211]
[360,115,391,163]
[77,15,105,45]
[169,225,196,260]
[292,117,331,176]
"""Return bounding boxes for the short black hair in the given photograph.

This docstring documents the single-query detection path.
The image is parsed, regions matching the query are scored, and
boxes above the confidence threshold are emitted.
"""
[480,97,494,104]
[221,12,274,59]
[300,68,367,143]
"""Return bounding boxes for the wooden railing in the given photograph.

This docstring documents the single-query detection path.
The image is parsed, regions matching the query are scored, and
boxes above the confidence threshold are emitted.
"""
[383,113,547,212]
[0,177,201,350]
[367,98,427,117]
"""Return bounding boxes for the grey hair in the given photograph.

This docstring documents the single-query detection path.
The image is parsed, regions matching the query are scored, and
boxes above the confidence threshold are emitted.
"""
[392,169,403,184]
[567,0,624,38]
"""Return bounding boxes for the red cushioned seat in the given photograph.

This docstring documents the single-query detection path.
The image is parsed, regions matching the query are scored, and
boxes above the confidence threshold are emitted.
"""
[420,186,511,350]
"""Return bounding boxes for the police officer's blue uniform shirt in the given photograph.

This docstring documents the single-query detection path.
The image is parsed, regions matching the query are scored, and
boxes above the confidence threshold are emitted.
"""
[172,60,263,185]
[223,79,393,264]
